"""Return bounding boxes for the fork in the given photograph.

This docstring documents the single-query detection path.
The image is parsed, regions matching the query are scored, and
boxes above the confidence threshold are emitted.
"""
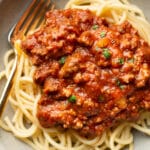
[0,0,54,117]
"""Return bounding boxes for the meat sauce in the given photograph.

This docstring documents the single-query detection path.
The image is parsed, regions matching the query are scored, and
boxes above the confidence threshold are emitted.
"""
[22,9,150,136]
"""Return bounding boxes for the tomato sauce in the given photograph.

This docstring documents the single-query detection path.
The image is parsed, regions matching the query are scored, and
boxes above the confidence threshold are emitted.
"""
[22,9,150,136]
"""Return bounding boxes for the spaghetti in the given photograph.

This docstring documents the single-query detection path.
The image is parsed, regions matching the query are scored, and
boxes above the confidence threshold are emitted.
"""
[0,0,150,150]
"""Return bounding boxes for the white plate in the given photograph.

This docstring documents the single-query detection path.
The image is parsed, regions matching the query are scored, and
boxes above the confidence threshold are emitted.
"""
[0,0,150,149]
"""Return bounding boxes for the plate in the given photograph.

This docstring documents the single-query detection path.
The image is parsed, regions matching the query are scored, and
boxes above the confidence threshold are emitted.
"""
[0,0,150,149]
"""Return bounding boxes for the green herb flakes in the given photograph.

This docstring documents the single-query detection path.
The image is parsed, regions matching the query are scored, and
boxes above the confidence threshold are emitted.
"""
[128,58,134,63]
[92,24,99,30]
[103,48,111,59]
[116,79,124,90]
[100,31,106,38]
[95,47,100,51]
[59,56,66,65]
[118,58,124,65]
[68,95,76,103]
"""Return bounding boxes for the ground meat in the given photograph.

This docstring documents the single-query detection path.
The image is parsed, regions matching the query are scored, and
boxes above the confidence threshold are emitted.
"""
[34,60,60,84]
[21,9,150,136]
[43,78,64,94]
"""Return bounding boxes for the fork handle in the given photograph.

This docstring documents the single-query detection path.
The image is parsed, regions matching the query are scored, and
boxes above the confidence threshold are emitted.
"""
[0,54,18,117]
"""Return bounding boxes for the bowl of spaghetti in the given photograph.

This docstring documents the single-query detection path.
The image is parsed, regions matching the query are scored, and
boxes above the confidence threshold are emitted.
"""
[0,0,150,150]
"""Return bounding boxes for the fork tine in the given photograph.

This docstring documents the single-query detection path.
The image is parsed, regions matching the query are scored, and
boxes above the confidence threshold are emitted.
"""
[16,0,44,39]
[13,0,37,36]
[20,0,45,36]
[15,0,54,40]
[0,0,55,117]
[39,4,55,28]
[27,0,53,35]
[34,0,54,29]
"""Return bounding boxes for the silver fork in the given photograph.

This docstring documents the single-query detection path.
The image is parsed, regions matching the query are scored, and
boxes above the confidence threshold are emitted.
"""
[0,0,53,117]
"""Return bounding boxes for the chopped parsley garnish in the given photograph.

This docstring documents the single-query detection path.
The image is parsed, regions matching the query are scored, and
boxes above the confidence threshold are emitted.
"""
[92,24,99,30]
[95,47,100,51]
[118,58,124,65]
[116,79,121,86]
[128,58,134,63]
[103,48,111,59]
[116,79,124,89]
[100,31,106,38]
[68,95,76,103]
[98,95,104,102]
[120,85,125,90]
[59,56,66,65]
[103,48,109,51]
